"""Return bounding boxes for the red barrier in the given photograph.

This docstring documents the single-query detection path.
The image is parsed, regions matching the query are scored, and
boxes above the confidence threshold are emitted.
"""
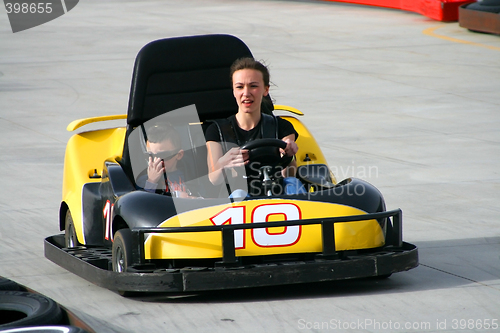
[322,0,475,21]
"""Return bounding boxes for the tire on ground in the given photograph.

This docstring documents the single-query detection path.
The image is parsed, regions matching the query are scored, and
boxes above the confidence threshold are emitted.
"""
[0,291,63,328]
[112,228,132,273]
[0,277,21,291]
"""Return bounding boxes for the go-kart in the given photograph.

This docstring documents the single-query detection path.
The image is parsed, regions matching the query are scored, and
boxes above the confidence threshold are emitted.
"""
[44,34,418,295]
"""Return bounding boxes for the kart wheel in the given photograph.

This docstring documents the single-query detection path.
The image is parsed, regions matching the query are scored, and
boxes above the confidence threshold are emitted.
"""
[0,291,63,328]
[64,210,79,248]
[112,229,132,273]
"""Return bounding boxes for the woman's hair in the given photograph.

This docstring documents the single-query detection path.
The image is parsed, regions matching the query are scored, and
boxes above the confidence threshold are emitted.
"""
[230,57,270,87]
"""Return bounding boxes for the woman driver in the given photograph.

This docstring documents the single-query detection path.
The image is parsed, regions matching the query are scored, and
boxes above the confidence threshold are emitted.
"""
[205,57,305,196]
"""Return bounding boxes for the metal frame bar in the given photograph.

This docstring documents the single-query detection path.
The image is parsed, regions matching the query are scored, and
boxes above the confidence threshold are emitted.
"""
[321,220,336,257]
[391,209,403,247]
[132,209,403,266]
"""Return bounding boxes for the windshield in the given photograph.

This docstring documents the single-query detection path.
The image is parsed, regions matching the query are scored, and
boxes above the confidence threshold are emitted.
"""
[128,104,248,205]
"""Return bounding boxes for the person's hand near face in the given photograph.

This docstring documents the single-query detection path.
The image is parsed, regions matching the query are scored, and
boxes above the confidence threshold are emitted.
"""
[147,156,165,184]
[146,139,183,184]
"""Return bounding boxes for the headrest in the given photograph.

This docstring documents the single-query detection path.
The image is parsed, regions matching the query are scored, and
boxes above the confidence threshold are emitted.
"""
[127,34,257,126]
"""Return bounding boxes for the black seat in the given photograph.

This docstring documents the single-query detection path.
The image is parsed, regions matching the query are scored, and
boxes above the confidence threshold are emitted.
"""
[121,34,272,192]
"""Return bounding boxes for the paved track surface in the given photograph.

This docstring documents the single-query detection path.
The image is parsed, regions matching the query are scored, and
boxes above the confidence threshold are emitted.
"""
[1,1,499,332]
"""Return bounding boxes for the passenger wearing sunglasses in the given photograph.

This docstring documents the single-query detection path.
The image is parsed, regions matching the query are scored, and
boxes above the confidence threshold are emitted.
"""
[142,123,189,197]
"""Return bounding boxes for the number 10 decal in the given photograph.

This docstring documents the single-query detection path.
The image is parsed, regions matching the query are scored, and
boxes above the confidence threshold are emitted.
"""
[210,203,302,249]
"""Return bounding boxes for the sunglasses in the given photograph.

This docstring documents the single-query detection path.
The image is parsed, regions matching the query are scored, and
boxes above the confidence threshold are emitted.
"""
[145,149,180,162]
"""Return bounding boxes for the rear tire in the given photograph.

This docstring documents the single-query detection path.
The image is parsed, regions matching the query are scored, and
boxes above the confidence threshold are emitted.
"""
[64,210,79,248]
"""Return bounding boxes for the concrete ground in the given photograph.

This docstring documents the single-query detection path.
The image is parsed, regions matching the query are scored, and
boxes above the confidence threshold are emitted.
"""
[1,0,499,332]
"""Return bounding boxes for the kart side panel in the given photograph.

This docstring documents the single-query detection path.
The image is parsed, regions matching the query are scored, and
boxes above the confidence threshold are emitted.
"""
[82,182,104,245]
[61,127,126,245]
[112,191,180,230]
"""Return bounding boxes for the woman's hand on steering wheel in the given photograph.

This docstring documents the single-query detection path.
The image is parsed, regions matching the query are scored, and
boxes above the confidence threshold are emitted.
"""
[281,137,298,157]
[240,138,294,168]
[221,147,249,169]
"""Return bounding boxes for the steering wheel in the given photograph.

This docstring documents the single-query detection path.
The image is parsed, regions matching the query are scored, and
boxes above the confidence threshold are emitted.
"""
[241,138,293,168]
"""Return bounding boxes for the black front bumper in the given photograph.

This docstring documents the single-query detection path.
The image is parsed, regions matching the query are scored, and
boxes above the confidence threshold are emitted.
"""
[44,208,418,293]
[45,234,417,293]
